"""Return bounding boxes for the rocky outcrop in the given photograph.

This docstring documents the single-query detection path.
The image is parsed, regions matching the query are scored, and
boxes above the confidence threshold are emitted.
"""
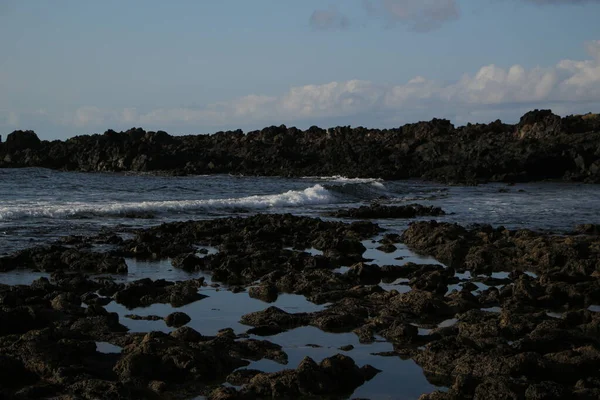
[209,354,380,399]
[2,110,600,183]
[2,213,600,399]
[328,203,446,219]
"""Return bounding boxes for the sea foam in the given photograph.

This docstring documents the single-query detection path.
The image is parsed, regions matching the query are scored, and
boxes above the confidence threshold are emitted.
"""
[0,184,335,220]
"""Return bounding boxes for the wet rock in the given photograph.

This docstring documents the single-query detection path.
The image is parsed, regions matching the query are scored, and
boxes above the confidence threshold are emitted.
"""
[380,233,402,244]
[164,312,191,327]
[346,262,382,284]
[380,321,419,343]
[389,290,453,318]
[575,224,600,235]
[68,379,140,400]
[240,306,309,331]
[226,369,262,386]
[70,314,128,336]
[125,314,162,321]
[113,278,206,308]
[311,298,370,332]
[248,284,279,303]
[1,246,128,274]
[525,381,568,399]
[170,326,204,342]
[238,354,380,398]
[409,269,450,294]
[233,339,288,365]
[209,386,239,400]
[50,292,82,311]
[171,252,203,272]
[377,243,398,253]
[401,221,600,276]
[320,238,367,266]
[329,204,446,219]
[113,331,248,384]
[473,376,527,400]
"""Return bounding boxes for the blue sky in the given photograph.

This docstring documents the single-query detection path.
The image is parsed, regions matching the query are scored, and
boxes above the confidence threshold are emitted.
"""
[1,0,600,139]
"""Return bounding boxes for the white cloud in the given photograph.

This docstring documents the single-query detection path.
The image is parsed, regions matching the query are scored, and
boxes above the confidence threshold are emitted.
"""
[556,40,600,101]
[65,106,113,128]
[121,108,139,124]
[24,39,600,133]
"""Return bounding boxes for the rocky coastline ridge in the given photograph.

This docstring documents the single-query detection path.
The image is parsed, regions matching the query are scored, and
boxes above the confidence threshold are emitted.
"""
[1,109,600,184]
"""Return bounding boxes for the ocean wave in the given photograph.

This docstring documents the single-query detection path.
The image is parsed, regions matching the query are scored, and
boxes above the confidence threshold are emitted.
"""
[302,175,384,184]
[0,184,336,220]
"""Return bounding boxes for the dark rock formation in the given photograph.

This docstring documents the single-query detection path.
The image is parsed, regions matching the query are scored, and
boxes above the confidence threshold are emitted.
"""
[209,354,380,399]
[328,203,446,219]
[164,312,191,327]
[2,213,600,399]
[2,110,600,183]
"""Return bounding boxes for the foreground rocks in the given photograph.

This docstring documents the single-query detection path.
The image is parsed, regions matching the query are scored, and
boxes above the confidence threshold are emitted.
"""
[2,110,600,184]
[209,354,380,399]
[328,203,446,219]
[0,272,294,399]
[1,213,600,399]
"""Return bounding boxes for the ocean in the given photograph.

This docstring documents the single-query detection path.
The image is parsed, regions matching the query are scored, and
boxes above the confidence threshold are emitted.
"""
[2,168,599,254]
[1,168,600,399]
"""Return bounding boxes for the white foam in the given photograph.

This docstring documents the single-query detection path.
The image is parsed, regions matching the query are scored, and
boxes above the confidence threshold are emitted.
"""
[0,184,336,220]
[302,175,384,184]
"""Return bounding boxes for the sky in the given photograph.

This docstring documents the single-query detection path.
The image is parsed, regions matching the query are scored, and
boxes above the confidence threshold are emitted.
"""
[1,0,600,140]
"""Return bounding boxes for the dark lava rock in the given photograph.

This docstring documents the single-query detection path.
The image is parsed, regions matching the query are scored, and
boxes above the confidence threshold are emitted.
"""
[171,252,203,272]
[170,326,204,342]
[346,262,383,285]
[380,233,402,244]
[113,278,206,308]
[401,220,600,277]
[0,246,128,273]
[113,331,248,384]
[215,354,380,399]
[125,314,162,321]
[3,212,600,399]
[226,369,262,386]
[3,110,600,184]
[164,311,191,327]
[4,130,41,151]
[575,224,600,235]
[241,306,309,331]
[329,203,446,219]
[248,284,279,303]
[377,243,398,253]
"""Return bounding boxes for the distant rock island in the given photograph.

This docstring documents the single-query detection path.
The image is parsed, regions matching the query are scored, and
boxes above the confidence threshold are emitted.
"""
[1,109,599,184]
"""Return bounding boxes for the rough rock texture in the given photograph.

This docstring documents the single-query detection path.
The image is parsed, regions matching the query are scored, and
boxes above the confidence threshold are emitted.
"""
[209,354,380,399]
[0,272,293,400]
[2,110,600,183]
[328,203,446,219]
[2,213,600,399]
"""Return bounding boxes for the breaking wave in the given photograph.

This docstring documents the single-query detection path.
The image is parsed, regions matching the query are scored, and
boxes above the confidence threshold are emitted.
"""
[0,184,337,220]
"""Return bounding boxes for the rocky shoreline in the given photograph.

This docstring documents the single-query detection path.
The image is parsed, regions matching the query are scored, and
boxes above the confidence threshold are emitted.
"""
[1,109,600,184]
[1,211,600,399]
